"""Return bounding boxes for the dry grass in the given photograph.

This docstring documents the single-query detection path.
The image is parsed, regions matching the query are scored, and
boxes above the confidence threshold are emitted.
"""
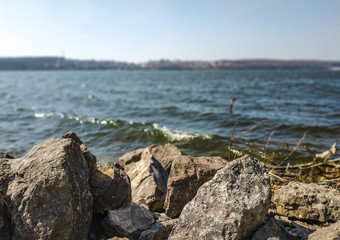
[228,121,340,190]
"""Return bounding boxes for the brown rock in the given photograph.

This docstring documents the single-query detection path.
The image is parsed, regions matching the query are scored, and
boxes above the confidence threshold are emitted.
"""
[120,150,168,211]
[273,182,340,222]
[118,148,145,168]
[7,138,93,240]
[91,162,131,213]
[148,144,182,173]
[118,143,182,173]
[308,221,340,240]
[164,155,226,218]
[61,131,83,144]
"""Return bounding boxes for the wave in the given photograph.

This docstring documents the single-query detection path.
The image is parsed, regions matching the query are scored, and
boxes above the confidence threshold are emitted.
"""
[277,123,338,134]
[32,111,339,162]
[33,111,212,143]
[150,124,211,141]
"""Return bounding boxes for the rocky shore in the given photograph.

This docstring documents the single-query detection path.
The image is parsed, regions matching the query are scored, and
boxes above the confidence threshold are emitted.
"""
[0,132,339,240]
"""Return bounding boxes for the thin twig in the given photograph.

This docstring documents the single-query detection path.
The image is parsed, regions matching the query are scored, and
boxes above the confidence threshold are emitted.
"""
[268,172,287,182]
[264,131,275,160]
[266,158,340,170]
[228,122,238,160]
[231,119,267,140]
[273,131,307,170]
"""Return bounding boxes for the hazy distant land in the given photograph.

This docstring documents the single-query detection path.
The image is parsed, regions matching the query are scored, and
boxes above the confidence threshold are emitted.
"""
[0,57,340,70]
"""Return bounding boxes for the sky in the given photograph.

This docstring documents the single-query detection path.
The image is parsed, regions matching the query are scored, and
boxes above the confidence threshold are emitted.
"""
[0,0,339,62]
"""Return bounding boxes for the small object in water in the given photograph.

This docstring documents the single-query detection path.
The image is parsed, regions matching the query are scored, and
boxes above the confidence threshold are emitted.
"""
[229,97,236,113]
[315,142,336,161]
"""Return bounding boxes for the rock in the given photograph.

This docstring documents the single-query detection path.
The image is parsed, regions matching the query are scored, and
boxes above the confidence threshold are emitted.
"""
[80,143,97,173]
[138,218,178,240]
[120,150,168,211]
[272,213,322,240]
[308,221,340,240]
[252,216,298,240]
[91,162,131,213]
[118,148,145,168]
[61,131,83,144]
[0,152,14,159]
[101,202,155,239]
[273,182,340,222]
[0,178,12,240]
[169,155,271,240]
[62,131,97,172]
[7,138,93,240]
[107,237,129,240]
[118,143,182,174]
[148,144,182,173]
[164,155,226,218]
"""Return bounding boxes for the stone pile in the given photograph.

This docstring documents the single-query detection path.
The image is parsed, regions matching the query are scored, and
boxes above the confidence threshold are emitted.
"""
[1,131,339,240]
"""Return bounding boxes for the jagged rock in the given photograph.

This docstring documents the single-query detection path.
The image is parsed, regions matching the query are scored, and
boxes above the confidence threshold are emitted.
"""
[164,155,226,218]
[0,177,12,240]
[272,213,324,240]
[169,155,271,240]
[107,237,129,240]
[148,144,182,173]
[7,138,93,240]
[80,143,97,173]
[273,182,340,222]
[91,162,131,213]
[62,131,97,172]
[138,218,178,240]
[61,131,83,144]
[0,152,14,159]
[118,148,145,168]
[119,150,168,211]
[252,216,298,240]
[101,202,155,239]
[118,144,182,173]
[308,221,340,240]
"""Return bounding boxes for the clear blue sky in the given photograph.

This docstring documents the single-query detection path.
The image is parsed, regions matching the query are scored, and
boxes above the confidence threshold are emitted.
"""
[0,0,339,62]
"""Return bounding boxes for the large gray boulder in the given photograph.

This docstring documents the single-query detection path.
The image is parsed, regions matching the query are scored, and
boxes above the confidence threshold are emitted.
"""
[7,138,93,240]
[119,150,168,211]
[101,202,155,239]
[273,182,340,222]
[164,155,226,218]
[308,221,340,240]
[90,162,131,213]
[169,155,271,240]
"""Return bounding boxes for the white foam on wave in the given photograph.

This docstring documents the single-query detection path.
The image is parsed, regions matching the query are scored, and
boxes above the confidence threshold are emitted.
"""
[33,111,120,126]
[152,123,211,141]
[33,111,211,142]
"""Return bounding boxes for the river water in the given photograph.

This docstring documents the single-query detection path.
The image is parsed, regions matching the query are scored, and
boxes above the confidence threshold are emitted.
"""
[1,70,339,163]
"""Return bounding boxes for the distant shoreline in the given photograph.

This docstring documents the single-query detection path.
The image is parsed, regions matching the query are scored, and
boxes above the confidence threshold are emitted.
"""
[1,57,340,71]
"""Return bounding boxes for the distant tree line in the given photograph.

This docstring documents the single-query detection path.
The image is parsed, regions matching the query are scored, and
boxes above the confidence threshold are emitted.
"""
[0,57,339,70]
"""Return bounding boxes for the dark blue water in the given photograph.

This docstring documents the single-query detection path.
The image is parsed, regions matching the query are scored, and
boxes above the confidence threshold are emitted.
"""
[0,70,339,163]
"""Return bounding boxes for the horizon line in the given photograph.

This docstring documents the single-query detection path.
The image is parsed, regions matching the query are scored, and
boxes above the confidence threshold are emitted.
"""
[1,55,340,63]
